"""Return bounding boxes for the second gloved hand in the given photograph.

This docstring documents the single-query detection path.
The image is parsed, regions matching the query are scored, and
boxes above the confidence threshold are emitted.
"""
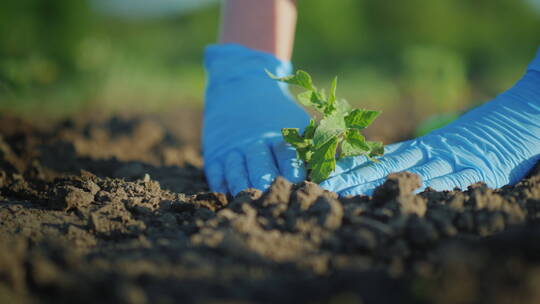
[203,44,310,195]
[320,49,540,196]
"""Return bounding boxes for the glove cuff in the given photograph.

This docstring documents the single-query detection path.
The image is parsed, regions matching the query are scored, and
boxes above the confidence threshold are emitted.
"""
[527,46,540,73]
[204,43,293,82]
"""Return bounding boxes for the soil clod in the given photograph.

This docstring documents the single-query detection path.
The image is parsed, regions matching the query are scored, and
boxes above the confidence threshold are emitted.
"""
[1,114,540,304]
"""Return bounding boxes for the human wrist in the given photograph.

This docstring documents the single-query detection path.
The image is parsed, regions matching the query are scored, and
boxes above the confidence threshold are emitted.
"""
[219,0,297,61]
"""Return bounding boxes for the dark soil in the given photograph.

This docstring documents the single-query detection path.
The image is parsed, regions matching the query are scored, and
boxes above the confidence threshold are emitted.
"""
[1,113,540,304]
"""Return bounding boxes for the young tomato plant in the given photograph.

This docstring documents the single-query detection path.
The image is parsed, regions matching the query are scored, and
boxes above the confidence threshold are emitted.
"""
[267,70,384,183]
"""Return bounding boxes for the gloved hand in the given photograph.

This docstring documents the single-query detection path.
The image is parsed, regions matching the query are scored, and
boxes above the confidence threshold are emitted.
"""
[320,48,540,196]
[203,44,310,195]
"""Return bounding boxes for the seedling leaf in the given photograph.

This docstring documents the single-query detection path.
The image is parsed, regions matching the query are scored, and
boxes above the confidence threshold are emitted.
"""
[282,128,309,148]
[313,114,346,149]
[345,109,381,130]
[340,129,370,158]
[297,90,326,112]
[308,137,339,183]
[367,141,384,158]
[325,77,338,115]
[336,98,352,115]
[266,69,314,90]
[303,119,317,139]
[270,69,384,184]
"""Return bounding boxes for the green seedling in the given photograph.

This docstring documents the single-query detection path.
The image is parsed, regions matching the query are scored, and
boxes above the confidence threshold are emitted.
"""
[267,69,384,183]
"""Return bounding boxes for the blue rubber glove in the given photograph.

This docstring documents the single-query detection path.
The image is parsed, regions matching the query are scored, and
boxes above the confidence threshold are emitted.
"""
[203,44,310,195]
[320,48,540,196]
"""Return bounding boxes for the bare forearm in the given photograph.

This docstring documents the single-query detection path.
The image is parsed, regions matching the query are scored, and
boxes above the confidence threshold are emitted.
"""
[219,0,297,61]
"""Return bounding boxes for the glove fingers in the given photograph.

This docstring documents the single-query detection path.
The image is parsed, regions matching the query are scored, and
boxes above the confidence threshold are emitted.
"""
[205,161,227,194]
[332,155,369,176]
[384,139,415,155]
[271,141,306,183]
[338,178,386,197]
[406,159,454,182]
[424,168,482,191]
[224,151,251,195]
[245,142,280,191]
[320,147,423,193]
[331,140,414,177]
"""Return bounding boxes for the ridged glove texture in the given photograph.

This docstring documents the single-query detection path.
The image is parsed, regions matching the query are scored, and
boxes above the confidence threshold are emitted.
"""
[321,48,540,196]
[203,44,310,195]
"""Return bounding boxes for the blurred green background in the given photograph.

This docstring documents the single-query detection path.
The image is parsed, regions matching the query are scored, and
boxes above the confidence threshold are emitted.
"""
[1,0,540,125]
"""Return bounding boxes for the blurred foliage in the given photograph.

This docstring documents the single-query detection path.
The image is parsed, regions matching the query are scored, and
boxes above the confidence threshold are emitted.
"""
[0,0,89,87]
[1,0,539,120]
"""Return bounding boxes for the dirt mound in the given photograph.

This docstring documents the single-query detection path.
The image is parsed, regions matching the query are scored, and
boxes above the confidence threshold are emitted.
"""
[1,114,540,304]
